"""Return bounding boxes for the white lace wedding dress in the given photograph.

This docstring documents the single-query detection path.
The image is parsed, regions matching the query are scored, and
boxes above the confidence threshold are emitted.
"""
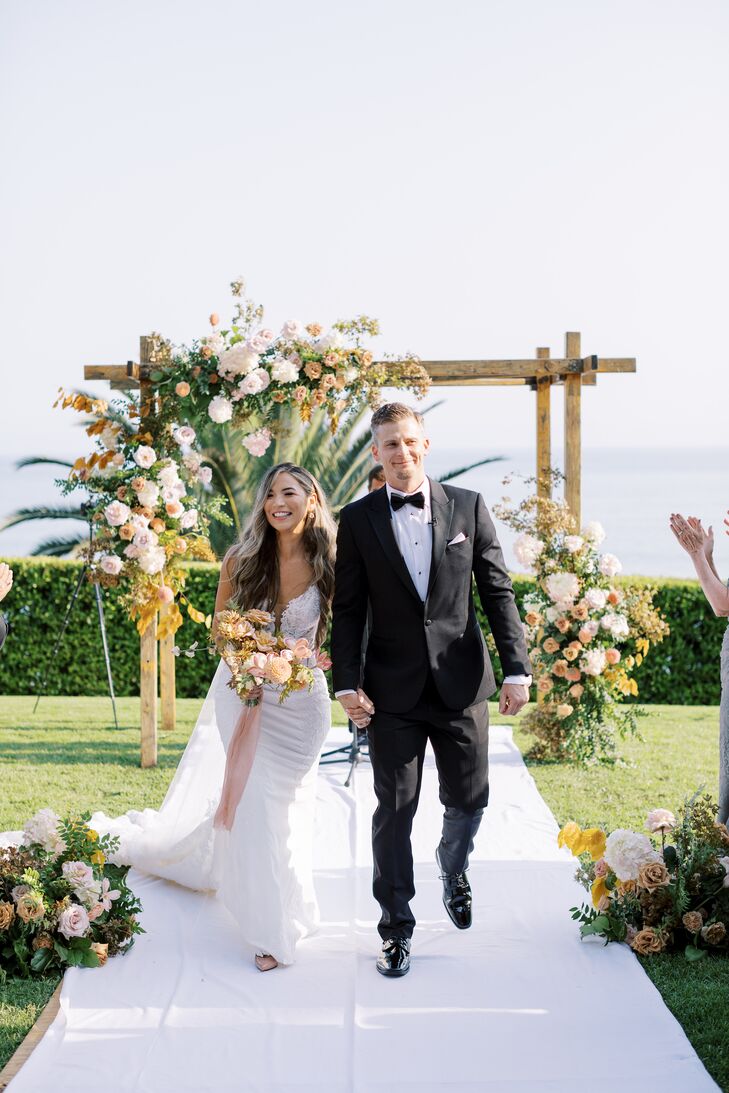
[11,584,331,966]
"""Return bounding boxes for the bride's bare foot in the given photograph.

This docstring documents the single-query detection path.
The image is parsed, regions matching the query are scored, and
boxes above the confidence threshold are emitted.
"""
[254,952,279,972]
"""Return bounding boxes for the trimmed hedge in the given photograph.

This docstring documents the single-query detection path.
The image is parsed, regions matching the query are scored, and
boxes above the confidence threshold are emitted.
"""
[0,558,725,704]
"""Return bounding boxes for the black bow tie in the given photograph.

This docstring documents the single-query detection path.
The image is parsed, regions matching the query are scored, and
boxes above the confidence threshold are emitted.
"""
[390,491,425,511]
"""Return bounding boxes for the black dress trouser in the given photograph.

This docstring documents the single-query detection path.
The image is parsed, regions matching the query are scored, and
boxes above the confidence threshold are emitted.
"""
[367,667,490,940]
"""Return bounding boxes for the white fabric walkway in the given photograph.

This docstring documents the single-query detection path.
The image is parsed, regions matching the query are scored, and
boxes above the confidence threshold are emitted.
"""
[3,725,719,1092]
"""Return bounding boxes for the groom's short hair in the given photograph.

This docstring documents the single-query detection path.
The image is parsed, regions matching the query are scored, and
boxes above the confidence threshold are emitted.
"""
[371,402,425,439]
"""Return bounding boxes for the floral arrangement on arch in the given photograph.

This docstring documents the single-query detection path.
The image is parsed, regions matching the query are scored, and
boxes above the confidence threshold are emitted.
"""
[0,809,144,978]
[55,276,428,635]
[560,793,729,961]
[493,473,669,763]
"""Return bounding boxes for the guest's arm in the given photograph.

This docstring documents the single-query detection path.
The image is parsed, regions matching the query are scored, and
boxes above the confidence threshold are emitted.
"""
[670,513,729,617]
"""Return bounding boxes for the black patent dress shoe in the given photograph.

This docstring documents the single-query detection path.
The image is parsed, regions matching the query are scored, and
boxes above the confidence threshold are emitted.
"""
[376,937,411,977]
[436,847,473,929]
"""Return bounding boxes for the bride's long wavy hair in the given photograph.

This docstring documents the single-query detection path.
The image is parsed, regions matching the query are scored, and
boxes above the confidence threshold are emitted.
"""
[226,463,337,647]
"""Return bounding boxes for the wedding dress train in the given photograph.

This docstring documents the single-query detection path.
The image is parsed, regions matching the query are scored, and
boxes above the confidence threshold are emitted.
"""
[15,585,331,966]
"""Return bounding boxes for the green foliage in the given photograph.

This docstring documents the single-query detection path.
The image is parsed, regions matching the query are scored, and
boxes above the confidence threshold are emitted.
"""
[0,560,726,702]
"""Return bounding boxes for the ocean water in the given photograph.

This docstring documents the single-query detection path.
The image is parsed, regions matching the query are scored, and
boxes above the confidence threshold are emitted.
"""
[1,448,728,580]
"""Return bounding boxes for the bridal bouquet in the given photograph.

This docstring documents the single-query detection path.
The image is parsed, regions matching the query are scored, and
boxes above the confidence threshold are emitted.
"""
[212,606,330,706]
[561,792,729,961]
[0,809,144,979]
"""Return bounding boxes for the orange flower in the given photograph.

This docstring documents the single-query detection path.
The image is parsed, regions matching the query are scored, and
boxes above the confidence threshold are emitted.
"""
[565,666,582,682]
[150,518,166,533]
[555,618,571,634]
[552,660,569,678]
[607,589,622,605]
[543,637,560,654]
[208,372,219,384]
[571,603,589,621]
[605,648,621,665]
[209,312,219,327]
[119,524,135,541]
[175,382,191,397]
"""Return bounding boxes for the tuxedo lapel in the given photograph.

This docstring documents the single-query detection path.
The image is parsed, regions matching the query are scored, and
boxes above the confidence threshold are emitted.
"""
[427,478,454,595]
[366,485,422,603]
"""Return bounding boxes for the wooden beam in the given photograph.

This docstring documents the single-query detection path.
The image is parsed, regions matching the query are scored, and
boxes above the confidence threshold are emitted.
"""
[417,359,590,381]
[159,605,176,733]
[140,617,158,768]
[564,332,582,526]
[595,357,636,373]
[535,348,551,500]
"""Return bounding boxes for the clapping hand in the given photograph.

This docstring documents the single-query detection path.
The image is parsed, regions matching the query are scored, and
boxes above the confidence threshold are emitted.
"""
[0,563,12,604]
[669,513,707,556]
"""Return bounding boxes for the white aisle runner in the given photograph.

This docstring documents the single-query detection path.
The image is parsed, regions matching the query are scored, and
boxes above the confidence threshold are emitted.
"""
[3,725,718,1093]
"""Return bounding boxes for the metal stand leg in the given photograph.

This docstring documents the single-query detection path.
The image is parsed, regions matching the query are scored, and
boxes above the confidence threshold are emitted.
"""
[320,724,369,786]
[95,581,119,729]
[33,564,88,713]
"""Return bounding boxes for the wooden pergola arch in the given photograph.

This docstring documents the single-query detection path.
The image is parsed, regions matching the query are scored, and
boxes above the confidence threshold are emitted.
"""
[85,331,635,765]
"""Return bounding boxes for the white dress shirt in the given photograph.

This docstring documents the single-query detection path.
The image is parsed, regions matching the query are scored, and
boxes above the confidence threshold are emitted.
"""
[335,477,531,696]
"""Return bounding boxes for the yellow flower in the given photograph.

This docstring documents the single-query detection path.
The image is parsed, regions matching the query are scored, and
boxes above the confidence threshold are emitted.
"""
[591,875,610,910]
[580,828,607,861]
[86,829,99,842]
[557,821,582,853]
[90,850,106,867]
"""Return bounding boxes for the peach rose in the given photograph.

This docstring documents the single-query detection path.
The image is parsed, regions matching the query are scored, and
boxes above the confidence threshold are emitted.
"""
[166,500,184,518]
[543,637,560,654]
[116,486,128,502]
[265,656,293,685]
[150,518,166,533]
[563,647,579,662]
[0,901,15,930]
[556,704,574,719]
[552,660,569,678]
[630,928,665,955]
[605,648,621,665]
[119,524,135,541]
[175,382,191,397]
[571,603,589,621]
[525,611,541,627]
[157,586,174,604]
[173,537,187,554]
[200,345,213,359]
[90,941,109,966]
[304,361,322,380]
[555,618,571,634]
[607,589,622,605]
[306,323,323,337]
[191,366,202,378]
[16,892,45,923]
[537,677,554,694]
[131,476,146,492]
[637,861,670,891]
[208,372,219,384]
[565,667,582,683]
[578,627,595,645]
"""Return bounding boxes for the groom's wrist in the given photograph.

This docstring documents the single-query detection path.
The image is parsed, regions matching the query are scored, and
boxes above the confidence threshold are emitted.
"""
[335,688,358,698]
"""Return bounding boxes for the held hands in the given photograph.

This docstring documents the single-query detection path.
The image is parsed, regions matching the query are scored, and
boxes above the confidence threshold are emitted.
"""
[498,682,530,717]
[0,564,12,604]
[670,513,712,556]
[338,688,375,729]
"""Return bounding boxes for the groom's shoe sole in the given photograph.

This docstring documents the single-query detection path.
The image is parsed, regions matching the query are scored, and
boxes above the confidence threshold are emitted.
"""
[376,962,410,977]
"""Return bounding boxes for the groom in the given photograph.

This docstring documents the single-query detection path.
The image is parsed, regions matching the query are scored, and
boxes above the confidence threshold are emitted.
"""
[331,403,531,977]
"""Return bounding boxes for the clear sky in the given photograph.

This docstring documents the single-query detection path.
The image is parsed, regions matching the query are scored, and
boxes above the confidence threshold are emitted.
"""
[1,0,728,466]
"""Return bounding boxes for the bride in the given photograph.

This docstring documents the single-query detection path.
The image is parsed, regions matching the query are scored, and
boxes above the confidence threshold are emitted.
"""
[86,462,337,971]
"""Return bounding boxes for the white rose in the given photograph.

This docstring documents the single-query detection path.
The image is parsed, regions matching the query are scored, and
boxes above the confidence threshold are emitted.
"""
[58,903,90,940]
[123,543,141,559]
[582,521,606,546]
[198,466,212,485]
[584,588,608,611]
[22,809,66,855]
[604,829,661,882]
[280,319,303,340]
[581,619,600,638]
[133,528,159,550]
[544,605,560,623]
[180,508,198,529]
[317,329,346,351]
[162,481,186,503]
[581,647,607,676]
[202,332,225,356]
[130,513,150,531]
[174,425,196,447]
[136,482,159,509]
[104,500,131,527]
[513,533,545,571]
[600,612,630,639]
[238,368,270,396]
[599,553,622,578]
[564,535,585,554]
[137,546,167,575]
[62,860,94,888]
[270,356,301,384]
[545,571,580,608]
[133,445,157,469]
[217,343,259,379]
[99,554,123,575]
[100,424,120,450]
[158,461,181,488]
[181,453,201,475]
[208,395,233,423]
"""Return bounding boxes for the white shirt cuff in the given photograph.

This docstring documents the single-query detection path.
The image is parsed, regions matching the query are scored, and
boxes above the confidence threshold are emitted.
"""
[503,675,532,687]
[334,689,357,698]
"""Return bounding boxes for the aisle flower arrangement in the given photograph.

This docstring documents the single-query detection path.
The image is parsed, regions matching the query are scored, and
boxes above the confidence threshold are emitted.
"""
[494,474,669,762]
[0,809,144,978]
[54,277,428,635]
[561,793,729,961]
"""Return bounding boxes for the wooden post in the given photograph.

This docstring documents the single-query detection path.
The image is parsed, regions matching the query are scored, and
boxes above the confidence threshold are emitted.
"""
[535,347,552,499]
[564,332,582,527]
[159,604,176,732]
[140,615,158,768]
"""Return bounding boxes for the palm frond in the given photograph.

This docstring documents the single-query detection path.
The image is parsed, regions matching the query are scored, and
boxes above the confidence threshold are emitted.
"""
[16,456,73,470]
[0,505,87,531]
[31,534,86,557]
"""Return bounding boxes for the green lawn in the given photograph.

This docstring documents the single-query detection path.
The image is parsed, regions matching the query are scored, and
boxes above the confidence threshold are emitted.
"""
[0,697,727,1089]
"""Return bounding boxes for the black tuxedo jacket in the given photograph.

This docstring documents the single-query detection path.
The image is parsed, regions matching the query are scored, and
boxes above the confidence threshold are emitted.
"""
[331,477,531,713]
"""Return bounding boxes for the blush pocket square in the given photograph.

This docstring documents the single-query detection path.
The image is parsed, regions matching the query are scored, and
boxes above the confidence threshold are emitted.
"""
[447,532,467,546]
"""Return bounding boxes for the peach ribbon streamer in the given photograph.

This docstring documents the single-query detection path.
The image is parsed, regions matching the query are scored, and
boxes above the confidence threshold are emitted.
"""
[213,701,263,831]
